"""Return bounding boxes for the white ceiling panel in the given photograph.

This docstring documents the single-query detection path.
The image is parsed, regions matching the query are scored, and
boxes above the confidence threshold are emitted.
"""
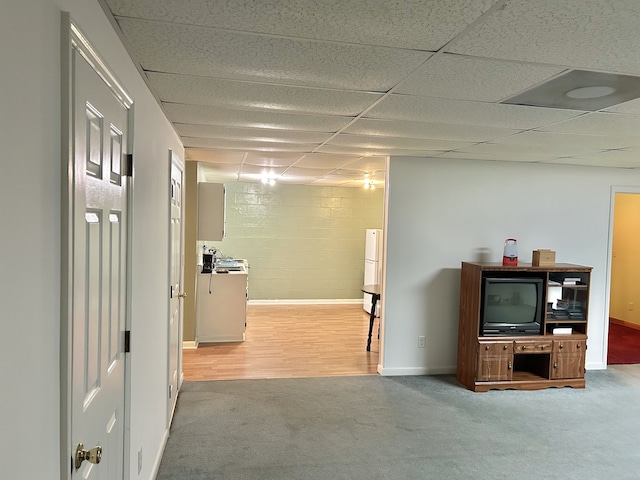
[163,104,353,132]
[344,118,519,142]
[147,72,383,116]
[175,124,332,144]
[106,0,494,50]
[239,164,288,176]
[537,112,640,137]
[604,97,640,115]
[184,149,245,164]
[543,148,640,168]
[496,130,640,152]
[338,157,387,173]
[182,137,317,153]
[101,0,640,186]
[291,154,361,170]
[328,133,473,151]
[394,54,567,102]
[316,144,443,157]
[447,0,640,75]
[115,17,431,91]
[243,152,304,168]
[435,151,550,162]
[366,94,582,130]
[282,166,337,178]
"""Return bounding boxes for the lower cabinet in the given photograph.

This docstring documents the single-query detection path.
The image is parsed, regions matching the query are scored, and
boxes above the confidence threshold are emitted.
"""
[473,336,586,390]
[477,341,512,381]
[551,339,586,379]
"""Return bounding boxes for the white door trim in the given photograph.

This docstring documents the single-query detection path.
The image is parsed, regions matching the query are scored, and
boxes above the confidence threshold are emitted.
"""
[60,13,134,480]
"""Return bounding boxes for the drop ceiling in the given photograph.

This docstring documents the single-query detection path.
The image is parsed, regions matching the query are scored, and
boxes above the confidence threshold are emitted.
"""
[100,0,640,186]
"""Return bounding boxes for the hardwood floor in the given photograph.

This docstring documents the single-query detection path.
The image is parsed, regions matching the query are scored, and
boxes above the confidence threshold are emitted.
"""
[183,304,380,381]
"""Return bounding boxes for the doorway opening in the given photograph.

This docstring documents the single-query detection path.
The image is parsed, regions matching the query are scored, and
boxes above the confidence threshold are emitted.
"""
[608,192,640,365]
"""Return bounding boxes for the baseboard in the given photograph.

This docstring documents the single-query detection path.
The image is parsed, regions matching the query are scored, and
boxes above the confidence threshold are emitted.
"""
[377,365,456,376]
[150,428,169,480]
[182,340,198,349]
[610,317,640,331]
[248,299,364,306]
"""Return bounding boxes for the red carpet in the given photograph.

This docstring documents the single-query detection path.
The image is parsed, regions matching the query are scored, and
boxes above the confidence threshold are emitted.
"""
[607,322,640,365]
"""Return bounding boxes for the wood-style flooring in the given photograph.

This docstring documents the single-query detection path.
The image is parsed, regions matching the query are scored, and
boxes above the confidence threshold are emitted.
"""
[183,304,380,381]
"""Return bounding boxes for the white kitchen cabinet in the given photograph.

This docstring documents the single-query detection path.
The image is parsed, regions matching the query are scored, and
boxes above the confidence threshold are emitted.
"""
[197,182,225,241]
[196,264,247,343]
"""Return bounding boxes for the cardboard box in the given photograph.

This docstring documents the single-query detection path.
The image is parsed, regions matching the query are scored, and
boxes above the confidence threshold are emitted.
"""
[532,249,556,266]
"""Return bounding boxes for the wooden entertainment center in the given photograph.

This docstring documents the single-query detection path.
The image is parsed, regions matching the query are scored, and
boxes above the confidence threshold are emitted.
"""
[457,262,592,392]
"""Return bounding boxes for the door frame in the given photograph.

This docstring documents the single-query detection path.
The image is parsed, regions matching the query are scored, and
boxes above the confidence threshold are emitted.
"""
[60,13,134,480]
[605,186,640,366]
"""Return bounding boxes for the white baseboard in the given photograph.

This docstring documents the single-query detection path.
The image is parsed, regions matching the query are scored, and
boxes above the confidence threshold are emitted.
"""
[182,340,198,349]
[377,365,456,376]
[248,298,364,306]
[150,428,169,480]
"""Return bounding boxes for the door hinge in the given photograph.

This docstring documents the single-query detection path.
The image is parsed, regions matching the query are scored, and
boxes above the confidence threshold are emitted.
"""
[124,330,131,353]
[123,154,133,176]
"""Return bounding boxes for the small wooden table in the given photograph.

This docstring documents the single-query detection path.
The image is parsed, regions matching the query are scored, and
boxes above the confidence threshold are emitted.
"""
[361,284,381,351]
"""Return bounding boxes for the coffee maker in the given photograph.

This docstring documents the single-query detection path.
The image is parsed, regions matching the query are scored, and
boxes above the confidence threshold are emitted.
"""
[202,252,214,273]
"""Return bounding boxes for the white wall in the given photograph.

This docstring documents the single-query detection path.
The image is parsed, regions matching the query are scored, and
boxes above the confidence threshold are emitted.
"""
[381,156,639,375]
[0,1,183,479]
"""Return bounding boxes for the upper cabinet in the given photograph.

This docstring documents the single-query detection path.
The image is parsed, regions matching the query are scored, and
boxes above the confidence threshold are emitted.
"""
[198,182,225,241]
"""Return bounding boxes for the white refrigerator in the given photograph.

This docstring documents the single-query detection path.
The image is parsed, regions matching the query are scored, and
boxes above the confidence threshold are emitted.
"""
[363,229,383,315]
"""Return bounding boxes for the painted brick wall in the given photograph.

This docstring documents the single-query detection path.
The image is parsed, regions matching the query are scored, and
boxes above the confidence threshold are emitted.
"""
[201,182,384,300]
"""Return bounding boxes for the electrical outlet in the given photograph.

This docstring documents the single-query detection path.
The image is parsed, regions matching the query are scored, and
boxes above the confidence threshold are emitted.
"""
[418,336,425,348]
[629,302,634,311]
[138,448,143,475]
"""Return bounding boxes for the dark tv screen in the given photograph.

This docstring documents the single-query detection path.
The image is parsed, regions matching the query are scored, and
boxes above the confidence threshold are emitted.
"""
[481,277,543,335]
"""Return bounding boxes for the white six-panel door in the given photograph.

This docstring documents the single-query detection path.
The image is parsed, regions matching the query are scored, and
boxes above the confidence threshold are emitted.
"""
[168,154,184,424]
[71,47,129,480]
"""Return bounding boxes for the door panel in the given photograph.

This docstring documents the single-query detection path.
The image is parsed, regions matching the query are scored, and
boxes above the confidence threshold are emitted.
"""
[168,156,184,423]
[72,49,129,480]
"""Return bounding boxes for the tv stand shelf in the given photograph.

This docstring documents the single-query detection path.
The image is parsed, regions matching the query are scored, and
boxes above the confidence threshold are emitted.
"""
[457,262,591,392]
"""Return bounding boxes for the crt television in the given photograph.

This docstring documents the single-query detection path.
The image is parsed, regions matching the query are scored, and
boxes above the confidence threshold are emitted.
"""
[480,277,544,336]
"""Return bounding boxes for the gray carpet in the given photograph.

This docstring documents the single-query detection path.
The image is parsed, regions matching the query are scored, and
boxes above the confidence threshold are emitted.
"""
[157,366,640,479]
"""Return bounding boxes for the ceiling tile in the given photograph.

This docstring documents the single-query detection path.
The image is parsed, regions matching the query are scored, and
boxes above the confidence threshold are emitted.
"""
[184,149,245,164]
[239,164,288,176]
[497,130,640,152]
[181,137,317,152]
[163,103,353,132]
[175,124,332,144]
[282,166,337,177]
[291,153,362,170]
[435,150,549,162]
[328,133,472,151]
[340,156,387,173]
[316,144,442,156]
[147,72,383,116]
[538,112,640,136]
[106,0,494,50]
[116,17,431,91]
[366,94,582,130]
[447,0,640,75]
[394,54,566,102]
[542,148,640,168]
[344,118,519,142]
[604,97,640,115]
[243,152,304,167]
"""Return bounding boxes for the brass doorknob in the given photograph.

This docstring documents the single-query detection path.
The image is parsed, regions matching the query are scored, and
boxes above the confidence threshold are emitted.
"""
[75,443,102,469]
[177,292,187,299]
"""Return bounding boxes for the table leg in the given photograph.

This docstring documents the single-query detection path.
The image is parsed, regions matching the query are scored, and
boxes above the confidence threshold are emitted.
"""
[367,295,378,351]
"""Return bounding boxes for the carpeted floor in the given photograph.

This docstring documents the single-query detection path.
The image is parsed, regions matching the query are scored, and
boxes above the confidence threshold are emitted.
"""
[608,322,640,364]
[157,366,640,480]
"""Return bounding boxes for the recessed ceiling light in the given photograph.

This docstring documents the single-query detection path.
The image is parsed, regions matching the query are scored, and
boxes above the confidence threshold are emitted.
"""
[502,70,640,111]
[566,86,615,99]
